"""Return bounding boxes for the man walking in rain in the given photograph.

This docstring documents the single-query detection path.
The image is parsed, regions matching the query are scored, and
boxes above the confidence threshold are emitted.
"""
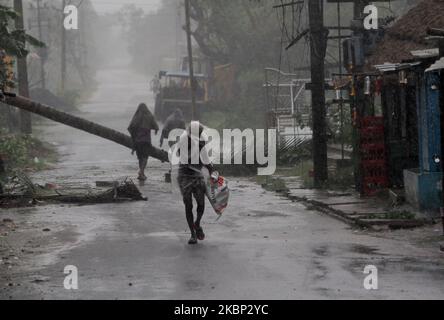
[128,103,159,181]
[177,121,215,245]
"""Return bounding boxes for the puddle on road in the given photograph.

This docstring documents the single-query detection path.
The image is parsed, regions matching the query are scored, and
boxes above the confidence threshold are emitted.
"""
[145,231,180,239]
[313,245,330,257]
[241,210,288,218]
[311,259,328,281]
[350,244,381,255]
[184,279,205,291]
[345,255,444,282]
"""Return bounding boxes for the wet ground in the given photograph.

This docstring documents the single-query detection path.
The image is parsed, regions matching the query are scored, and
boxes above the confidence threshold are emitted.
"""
[1,62,444,300]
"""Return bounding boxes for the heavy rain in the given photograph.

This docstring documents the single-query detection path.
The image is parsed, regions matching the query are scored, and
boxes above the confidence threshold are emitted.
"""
[0,0,443,304]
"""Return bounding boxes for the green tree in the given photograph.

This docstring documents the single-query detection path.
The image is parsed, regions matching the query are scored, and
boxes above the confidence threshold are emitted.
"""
[0,4,43,91]
[189,0,282,68]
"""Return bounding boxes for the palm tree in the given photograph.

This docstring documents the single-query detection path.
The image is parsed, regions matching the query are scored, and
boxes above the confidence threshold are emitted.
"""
[3,94,169,162]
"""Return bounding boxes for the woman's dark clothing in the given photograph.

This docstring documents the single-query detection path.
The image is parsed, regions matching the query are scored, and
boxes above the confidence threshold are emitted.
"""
[128,104,159,161]
[135,141,152,160]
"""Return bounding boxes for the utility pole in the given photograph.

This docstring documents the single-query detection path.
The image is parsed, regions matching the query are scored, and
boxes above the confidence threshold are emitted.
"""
[308,0,329,187]
[439,35,444,236]
[184,0,197,120]
[353,0,369,74]
[36,0,46,89]
[175,3,180,69]
[336,1,344,161]
[61,0,66,93]
[354,0,369,20]
[426,27,444,235]
[79,4,87,73]
[14,0,32,134]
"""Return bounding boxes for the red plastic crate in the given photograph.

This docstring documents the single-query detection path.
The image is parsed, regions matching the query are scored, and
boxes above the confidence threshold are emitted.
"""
[359,116,388,196]
[360,117,384,128]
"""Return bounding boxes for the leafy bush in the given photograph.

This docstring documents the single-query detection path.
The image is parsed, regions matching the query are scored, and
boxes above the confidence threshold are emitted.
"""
[0,134,29,167]
[0,133,56,171]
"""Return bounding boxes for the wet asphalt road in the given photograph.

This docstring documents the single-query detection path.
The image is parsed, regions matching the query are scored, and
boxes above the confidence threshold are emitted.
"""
[1,63,444,300]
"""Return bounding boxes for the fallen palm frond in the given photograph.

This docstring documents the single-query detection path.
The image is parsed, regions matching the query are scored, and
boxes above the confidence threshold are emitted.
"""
[1,174,147,207]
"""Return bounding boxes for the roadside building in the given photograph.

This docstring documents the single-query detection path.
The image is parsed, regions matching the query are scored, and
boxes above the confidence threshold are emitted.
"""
[344,0,444,210]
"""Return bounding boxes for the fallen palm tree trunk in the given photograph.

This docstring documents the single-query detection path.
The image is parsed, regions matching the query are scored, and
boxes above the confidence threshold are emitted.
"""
[3,94,169,162]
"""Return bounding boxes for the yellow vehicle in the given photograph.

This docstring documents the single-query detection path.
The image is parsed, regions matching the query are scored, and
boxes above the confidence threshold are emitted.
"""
[154,70,209,122]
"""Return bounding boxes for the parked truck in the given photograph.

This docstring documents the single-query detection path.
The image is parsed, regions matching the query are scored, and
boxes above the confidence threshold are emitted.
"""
[154,70,209,122]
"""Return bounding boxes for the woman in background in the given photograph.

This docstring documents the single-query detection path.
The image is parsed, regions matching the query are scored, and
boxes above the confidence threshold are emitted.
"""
[128,103,159,181]
[160,108,186,148]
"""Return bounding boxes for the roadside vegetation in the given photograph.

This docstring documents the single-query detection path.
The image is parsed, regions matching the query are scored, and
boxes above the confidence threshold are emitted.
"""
[0,131,57,172]
[256,160,355,192]
[0,0,105,184]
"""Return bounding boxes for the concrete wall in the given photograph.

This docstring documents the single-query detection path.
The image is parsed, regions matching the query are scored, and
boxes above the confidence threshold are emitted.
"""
[404,169,442,210]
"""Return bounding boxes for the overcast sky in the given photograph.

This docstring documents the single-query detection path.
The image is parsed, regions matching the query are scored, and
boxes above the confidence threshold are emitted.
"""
[89,0,162,14]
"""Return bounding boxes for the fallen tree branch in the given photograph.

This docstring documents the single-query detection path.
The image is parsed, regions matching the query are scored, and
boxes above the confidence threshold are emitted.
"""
[0,179,147,205]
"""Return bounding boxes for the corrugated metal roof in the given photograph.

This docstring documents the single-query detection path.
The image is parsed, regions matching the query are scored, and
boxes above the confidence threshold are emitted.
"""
[366,0,444,68]
[425,57,444,72]
[373,62,421,73]
[165,71,207,79]
[410,48,439,58]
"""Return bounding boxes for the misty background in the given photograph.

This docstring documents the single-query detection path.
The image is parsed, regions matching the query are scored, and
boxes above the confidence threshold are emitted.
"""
[0,0,420,127]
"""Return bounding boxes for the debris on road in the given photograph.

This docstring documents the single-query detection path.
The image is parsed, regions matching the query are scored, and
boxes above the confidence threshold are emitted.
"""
[0,218,16,234]
[0,174,147,207]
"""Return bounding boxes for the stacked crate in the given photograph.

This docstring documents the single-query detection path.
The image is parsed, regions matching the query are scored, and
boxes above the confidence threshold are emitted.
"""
[359,117,389,196]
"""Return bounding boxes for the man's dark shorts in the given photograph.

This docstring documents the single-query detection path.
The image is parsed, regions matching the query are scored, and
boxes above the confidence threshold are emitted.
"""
[178,176,206,207]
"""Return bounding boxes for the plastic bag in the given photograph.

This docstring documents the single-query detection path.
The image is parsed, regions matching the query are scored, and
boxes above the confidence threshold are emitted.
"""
[202,167,229,216]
